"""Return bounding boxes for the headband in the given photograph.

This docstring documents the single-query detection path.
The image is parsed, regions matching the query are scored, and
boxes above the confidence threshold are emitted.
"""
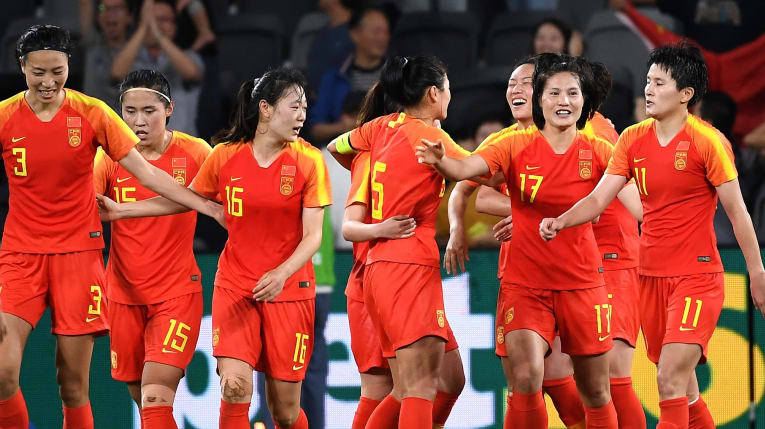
[120,87,171,104]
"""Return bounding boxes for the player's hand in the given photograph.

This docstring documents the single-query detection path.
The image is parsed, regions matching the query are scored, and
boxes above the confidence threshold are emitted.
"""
[591,215,601,224]
[539,217,563,241]
[96,194,122,222]
[444,227,469,275]
[0,312,7,344]
[750,269,765,317]
[377,215,416,239]
[252,269,288,302]
[493,215,513,242]
[415,138,445,165]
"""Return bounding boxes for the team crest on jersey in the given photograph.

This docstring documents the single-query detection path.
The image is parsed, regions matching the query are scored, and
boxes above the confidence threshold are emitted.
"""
[281,164,297,176]
[172,157,186,168]
[212,327,220,348]
[497,326,504,345]
[173,169,186,185]
[436,309,445,328]
[579,160,592,179]
[68,128,82,147]
[505,307,514,324]
[674,152,687,170]
[110,350,118,369]
[280,176,294,195]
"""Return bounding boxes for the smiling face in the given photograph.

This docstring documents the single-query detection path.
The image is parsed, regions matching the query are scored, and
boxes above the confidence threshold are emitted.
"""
[121,89,172,146]
[539,71,583,130]
[20,50,69,105]
[262,84,307,142]
[506,63,535,125]
[644,63,692,120]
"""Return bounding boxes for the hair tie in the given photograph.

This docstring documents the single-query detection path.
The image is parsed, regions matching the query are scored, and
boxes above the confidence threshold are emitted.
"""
[251,77,263,100]
[401,57,409,68]
[120,87,171,104]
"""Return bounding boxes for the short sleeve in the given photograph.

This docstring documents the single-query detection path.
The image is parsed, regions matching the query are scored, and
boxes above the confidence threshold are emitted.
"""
[474,136,511,178]
[93,147,116,195]
[697,130,737,186]
[591,136,615,173]
[190,145,224,200]
[605,133,633,178]
[302,151,333,208]
[346,151,371,207]
[348,118,377,152]
[185,137,213,167]
[440,131,471,160]
[89,99,139,161]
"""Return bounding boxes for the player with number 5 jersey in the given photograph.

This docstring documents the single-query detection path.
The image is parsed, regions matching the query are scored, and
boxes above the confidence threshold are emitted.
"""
[0,25,220,429]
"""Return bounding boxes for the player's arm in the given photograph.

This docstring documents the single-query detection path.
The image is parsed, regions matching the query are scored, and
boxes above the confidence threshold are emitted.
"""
[444,181,476,274]
[616,182,643,222]
[717,179,765,316]
[327,131,356,171]
[252,207,326,302]
[475,185,510,217]
[342,203,416,242]
[540,173,627,241]
[415,139,491,181]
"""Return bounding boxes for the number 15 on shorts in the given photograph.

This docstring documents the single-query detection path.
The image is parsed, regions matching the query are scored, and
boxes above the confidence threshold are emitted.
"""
[293,333,309,370]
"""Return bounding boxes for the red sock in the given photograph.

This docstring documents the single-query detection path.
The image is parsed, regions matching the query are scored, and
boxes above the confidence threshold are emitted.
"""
[219,400,250,429]
[432,391,459,426]
[62,402,94,429]
[0,390,29,429]
[543,376,585,427]
[352,396,382,429]
[657,397,689,429]
[399,397,433,429]
[274,408,308,429]
[510,390,547,429]
[142,405,177,429]
[610,377,646,429]
[585,400,618,428]
[503,393,513,429]
[688,396,715,429]
[367,394,401,429]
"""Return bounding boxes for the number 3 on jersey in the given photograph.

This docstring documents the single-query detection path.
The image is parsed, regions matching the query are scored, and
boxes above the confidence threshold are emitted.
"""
[519,173,543,203]
[371,161,386,220]
[12,148,27,176]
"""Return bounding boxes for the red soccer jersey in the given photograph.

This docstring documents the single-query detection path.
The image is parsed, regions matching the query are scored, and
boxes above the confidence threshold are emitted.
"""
[606,115,737,277]
[583,113,640,271]
[344,151,371,301]
[94,131,211,304]
[0,90,138,253]
[191,138,332,301]
[349,112,470,268]
[476,128,614,290]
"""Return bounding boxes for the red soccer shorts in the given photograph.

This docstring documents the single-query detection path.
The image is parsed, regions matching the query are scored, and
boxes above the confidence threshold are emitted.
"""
[108,292,203,382]
[604,267,640,347]
[211,287,315,382]
[363,261,451,358]
[494,283,613,356]
[348,295,459,372]
[639,273,724,364]
[0,250,108,335]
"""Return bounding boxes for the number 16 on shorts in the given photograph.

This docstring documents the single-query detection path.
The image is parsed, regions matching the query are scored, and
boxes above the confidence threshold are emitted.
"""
[293,333,310,370]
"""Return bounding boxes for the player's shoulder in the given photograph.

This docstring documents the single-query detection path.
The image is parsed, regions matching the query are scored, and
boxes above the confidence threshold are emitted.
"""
[65,89,113,117]
[208,140,248,163]
[0,92,25,124]
[620,118,655,142]
[287,137,327,170]
[171,130,211,153]
[685,114,730,149]
[478,124,536,151]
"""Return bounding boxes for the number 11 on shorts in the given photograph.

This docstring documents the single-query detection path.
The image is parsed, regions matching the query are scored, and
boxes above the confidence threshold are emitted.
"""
[293,333,309,370]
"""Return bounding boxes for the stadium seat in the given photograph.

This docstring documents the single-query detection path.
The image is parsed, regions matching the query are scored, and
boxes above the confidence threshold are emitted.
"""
[584,10,651,100]
[555,0,606,32]
[598,64,634,133]
[389,12,480,73]
[0,0,36,38]
[215,13,284,98]
[288,12,330,70]
[238,0,316,42]
[634,5,684,34]
[442,66,513,138]
[1,17,44,73]
[484,11,564,67]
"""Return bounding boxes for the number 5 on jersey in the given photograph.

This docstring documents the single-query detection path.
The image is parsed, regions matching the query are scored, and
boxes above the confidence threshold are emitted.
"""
[371,161,386,220]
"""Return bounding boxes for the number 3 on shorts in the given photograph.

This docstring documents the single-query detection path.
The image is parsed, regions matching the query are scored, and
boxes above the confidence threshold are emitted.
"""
[88,285,102,315]
[293,333,309,367]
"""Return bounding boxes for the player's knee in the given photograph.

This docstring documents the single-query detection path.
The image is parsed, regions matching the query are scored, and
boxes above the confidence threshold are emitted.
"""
[141,384,175,408]
[656,367,685,398]
[511,361,544,393]
[220,373,252,403]
[270,401,300,427]
[57,378,88,404]
[0,368,20,398]
[578,384,610,408]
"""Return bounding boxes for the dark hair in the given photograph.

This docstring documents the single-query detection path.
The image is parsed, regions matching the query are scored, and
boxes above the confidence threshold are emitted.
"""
[16,25,71,65]
[647,42,707,106]
[532,18,571,55]
[698,91,737,140]
[118,69,173,124]
[213,67,308,145]
[588,61,612,111]
[357,55,447,123]
[513,54,539,71]
[531,53,601,130]
[349,6,389,30]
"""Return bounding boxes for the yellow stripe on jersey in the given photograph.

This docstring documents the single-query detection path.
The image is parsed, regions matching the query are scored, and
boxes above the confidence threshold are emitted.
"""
[0,92,24,111]
[291,140,332,206]
[93,146,108,167]
[67,89,138,143]
[476,124,535,152]
[688,115,737,181]
[388,112,406,128]
[352,158,371,204]
[474,123,522,152]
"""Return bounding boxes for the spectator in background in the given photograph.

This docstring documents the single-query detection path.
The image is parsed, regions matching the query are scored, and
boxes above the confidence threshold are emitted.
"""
[174,0,216,52]
[532,17,583,56]
[111,0,204,136]
[305,0,355,95]
[79,0,133,108]
[310,7,390,145]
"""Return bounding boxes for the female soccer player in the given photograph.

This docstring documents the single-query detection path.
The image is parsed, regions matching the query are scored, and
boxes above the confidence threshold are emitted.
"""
[97,68,330,429]
[540,43,765,429]
[417,53,629,429]
[330,56,469,428]
[93,69,210,428]
[0,25,218,429]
